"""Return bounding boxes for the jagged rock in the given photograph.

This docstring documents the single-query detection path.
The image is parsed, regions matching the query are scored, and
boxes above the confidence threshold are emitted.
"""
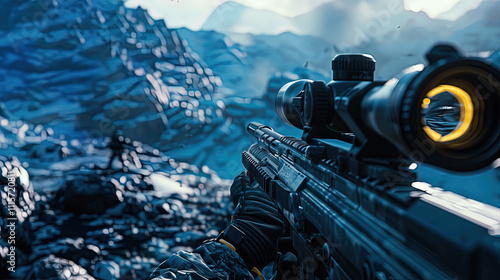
[0,148,233,280]
[0,0,228,159]
[0,158,35,278]
[173,231,205,247]
[61,176,124,214]
[49,238,101,271]
[26,255,95,280]
[94,260,120,280]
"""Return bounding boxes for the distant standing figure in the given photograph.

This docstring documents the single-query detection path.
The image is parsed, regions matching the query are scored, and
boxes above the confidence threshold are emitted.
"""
[107,130,125,169]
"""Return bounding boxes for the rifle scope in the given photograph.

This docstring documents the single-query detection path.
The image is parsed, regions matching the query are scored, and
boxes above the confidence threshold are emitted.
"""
[276,44,500,171]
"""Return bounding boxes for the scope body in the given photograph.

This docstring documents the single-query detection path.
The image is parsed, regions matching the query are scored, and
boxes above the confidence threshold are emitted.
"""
[276,45,500,171]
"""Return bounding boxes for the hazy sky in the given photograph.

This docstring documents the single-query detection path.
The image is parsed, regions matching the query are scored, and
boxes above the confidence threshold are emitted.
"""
[125,0,482,30]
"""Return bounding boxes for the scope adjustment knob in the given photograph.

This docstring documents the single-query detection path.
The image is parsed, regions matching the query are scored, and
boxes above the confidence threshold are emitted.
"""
[332,54,376,81]
[303,81,332,127]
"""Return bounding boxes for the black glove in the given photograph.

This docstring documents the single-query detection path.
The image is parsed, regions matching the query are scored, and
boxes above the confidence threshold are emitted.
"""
[219,171,284,273]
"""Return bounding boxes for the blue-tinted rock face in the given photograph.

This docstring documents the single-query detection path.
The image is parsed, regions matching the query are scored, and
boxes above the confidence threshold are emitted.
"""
[0,0,226,150]
[0,1,238,279]
[62,175,125,214]
[0,159,35,277]
[0,0,297,179]
[0,131,233,279]
[22,255,96,280]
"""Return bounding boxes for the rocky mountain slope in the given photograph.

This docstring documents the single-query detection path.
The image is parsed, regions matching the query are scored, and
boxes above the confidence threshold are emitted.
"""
[0,0,238,279]
[0,118,233,279]
[0,0,266,179]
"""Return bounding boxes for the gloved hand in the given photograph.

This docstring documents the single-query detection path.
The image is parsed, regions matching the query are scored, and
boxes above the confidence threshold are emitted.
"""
[218,171,284,274]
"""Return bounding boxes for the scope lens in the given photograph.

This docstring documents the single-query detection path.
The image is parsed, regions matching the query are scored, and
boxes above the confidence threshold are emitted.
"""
[361,56,500,170]
[421,85,474,143]
[275,79,313,129]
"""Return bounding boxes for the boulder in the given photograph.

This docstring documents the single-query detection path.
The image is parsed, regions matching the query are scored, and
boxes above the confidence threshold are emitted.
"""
[26,255,95,280]
[62,176,124,214]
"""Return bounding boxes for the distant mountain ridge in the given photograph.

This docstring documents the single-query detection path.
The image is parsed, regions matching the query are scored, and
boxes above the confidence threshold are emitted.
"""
[202,1,295,35]
[202,0,500,54]
[202,0,444,45]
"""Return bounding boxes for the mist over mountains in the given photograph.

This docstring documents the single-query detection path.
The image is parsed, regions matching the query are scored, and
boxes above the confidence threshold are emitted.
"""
[202,0,444,43]
[202,0,500,78]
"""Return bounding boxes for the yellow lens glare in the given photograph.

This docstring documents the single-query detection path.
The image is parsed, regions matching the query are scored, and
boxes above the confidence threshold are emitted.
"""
[421,98,431,109]
[423,125,442,141]
[422,85,474,142]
